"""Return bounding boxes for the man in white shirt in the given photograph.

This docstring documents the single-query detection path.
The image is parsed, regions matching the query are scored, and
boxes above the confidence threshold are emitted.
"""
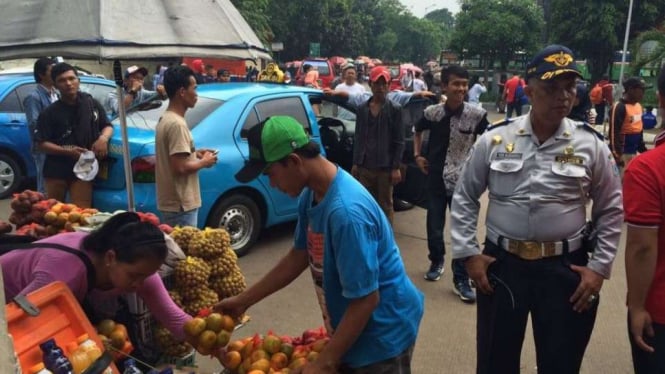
[412,71,428,93]
[468,77,488,107]
[335,64,366,96]
[334,64,366,120]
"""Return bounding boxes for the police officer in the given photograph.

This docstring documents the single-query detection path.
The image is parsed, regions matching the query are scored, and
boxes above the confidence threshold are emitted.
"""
[450,45,623,374]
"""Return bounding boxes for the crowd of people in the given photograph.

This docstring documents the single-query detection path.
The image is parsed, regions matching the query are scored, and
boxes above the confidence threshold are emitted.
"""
[3,43,665,373]
[224,45,665,373]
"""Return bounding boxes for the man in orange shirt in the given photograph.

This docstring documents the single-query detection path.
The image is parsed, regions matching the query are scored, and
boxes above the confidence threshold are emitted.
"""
[503,74,525,118]
[609,77,646,169]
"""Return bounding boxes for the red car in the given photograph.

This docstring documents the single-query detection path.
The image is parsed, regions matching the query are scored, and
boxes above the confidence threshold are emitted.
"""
[295,59,336,89]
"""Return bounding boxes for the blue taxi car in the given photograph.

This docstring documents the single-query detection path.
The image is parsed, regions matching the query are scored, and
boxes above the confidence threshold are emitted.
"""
[93,83,337,256]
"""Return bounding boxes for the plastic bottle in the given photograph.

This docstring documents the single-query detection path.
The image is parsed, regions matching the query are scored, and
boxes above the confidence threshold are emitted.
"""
[75,334,112,374]
[39,339,73,374]
[75,334,102,362]
[28,362,53,374]
[67,342,93,374]
[122,359,143,374]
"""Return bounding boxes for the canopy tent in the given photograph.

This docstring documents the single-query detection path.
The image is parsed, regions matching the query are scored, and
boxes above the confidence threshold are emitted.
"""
[0,0,271,61]
[0,0,272,210]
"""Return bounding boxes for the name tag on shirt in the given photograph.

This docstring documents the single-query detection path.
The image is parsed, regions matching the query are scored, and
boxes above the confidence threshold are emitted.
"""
[555,155,584,165]
[495,152,522,160]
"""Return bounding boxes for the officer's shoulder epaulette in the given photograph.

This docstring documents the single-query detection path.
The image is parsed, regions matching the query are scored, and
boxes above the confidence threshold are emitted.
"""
[577,121,604,140]
[486,118,512,132]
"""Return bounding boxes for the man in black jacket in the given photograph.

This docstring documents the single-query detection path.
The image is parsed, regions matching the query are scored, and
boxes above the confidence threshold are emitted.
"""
[34,63,113,207]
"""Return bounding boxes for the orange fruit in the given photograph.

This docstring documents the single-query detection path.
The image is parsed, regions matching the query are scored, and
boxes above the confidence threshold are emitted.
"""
[113,323,128,338]
[228,339,245,352]
[221,314,236,332]
[51,203,63,214]
[223,350,242,370]
[109,330,126,349]
[269,352,288,370]
[250,358,270,373]
[43,211,57,224]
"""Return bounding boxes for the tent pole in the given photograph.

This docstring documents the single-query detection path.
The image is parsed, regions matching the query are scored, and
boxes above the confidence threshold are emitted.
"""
[113,60,136,212]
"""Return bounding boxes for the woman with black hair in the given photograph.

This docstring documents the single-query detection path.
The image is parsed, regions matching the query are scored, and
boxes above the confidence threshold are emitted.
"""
[0,212,192,341]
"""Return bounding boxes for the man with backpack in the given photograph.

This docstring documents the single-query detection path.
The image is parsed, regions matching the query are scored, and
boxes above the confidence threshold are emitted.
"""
[503,74,525,118]
[591,76,611,124]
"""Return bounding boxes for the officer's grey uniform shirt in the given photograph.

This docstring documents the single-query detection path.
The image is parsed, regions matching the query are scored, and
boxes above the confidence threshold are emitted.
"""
[450,115,623,278]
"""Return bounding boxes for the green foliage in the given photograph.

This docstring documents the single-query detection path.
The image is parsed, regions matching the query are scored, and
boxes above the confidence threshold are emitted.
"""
[229,0,449,63]
[630,29,665,75]
[549,0,621,82]
[450,0,543,71]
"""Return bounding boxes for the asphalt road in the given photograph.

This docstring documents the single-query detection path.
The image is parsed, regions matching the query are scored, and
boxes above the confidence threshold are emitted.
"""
[0,109,638,373]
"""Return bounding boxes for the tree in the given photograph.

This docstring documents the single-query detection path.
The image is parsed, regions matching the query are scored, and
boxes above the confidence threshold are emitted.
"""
[425,8,455,48]
[548,0,621,83]
[425,8,455,29]
[631,29,665,75]
[548,0,665,83]
[450,0,543,80]
[230,0,273,43]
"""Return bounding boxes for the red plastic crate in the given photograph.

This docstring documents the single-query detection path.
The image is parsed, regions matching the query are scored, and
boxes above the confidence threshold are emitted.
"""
[5,281,119,374]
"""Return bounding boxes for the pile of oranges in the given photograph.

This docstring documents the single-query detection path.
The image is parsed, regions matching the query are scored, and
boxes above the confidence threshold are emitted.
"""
[95,319,134,362]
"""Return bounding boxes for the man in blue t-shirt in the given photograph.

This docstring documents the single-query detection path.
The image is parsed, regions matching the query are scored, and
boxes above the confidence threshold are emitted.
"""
[217,116,424,373]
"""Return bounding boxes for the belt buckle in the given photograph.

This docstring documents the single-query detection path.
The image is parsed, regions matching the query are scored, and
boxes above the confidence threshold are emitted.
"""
[519,241,542,260]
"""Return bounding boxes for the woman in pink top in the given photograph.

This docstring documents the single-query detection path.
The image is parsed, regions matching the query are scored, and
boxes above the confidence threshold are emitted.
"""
[0,212,192,342]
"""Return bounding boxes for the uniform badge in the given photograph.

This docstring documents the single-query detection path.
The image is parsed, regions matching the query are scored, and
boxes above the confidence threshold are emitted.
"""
[555,155,584,165]
[505,143,514,153]
[492,135,502,145]
[544,51,573,67]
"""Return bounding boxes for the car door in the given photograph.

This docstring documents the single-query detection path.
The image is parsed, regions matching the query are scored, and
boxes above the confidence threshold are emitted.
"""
[0,82,35,175]
[393,98,431,208]
[238,95,316,217]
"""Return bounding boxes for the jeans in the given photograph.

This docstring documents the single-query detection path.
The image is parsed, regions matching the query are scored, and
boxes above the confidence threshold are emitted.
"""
[426,191,468,283]
[506,101,522,118]
[339,345,414,374]
[629,316,665,374]
[32,153,45,194]
[476,240,598,374]
[160,208,198,227]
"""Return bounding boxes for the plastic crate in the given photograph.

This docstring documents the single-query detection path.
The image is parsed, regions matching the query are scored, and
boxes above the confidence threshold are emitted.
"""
[157,348,196,369]
[5,281,119,374]
[119,268,175,365]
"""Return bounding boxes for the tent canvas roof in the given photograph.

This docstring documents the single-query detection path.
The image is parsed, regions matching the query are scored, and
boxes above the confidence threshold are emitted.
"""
[0,0,271,61]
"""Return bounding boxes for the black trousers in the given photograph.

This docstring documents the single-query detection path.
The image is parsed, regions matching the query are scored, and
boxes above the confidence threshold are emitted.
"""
[629,316,665,374]
[477,240,598,374]
[594,103,607,124]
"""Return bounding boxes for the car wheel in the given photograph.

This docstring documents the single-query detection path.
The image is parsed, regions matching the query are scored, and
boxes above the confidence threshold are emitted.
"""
[207,194,261,257]
[0,154,22,200]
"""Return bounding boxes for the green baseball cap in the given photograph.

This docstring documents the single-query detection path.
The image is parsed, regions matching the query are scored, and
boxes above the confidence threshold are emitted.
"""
[235,116,310,183]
